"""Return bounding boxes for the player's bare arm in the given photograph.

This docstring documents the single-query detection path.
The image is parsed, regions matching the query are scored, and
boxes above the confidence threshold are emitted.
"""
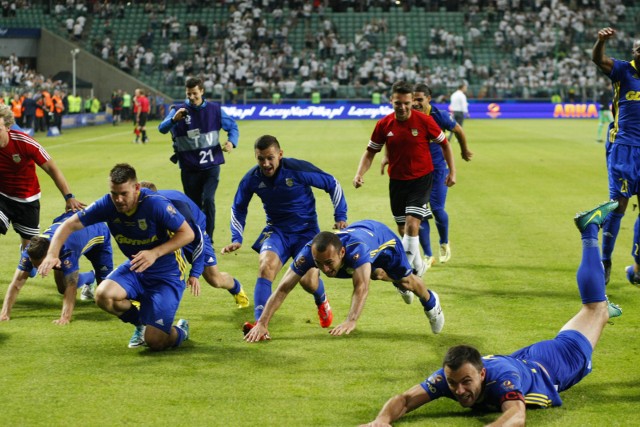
[330,263,371,336]
[221,241,242,254]
[245,267,302,343]
[0,269,30,321]
[38,215,85,277]
[453,124,473,161]
[354,150,376,188]
[54,271,80,325]
[440,142,457,187]
[361,384,432,427]
[130,220,194,273]
[592,27,616,75]
[39,159,85,211]
[486,399,526,427]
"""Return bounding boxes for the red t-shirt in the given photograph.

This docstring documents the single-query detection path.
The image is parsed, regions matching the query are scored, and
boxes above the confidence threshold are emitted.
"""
[0,130,51,201]
[136,95,150,113]
[368,110,447,180]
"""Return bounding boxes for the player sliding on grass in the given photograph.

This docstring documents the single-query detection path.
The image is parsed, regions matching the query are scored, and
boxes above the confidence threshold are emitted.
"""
[360,201,622,427]
[222,135,348,334]
[244,220,445,342]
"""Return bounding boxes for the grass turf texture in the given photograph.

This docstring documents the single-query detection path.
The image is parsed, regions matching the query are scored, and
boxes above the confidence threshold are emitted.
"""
[1,119,638,426]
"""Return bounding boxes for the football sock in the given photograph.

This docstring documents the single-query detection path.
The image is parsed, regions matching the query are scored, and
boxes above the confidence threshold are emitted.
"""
[402,234,421,267]
[418,220,432,256]
[119,305,141,326]
[419,290,437,311]
[141,130,147,140]
[313,278,327,305]
[173,325,186,347]
[228,278,241,295]
[433,208,449,245]
[254,277,272,321]
[601,211,623,261]
[78,271,95,287]
[577,223,605,303]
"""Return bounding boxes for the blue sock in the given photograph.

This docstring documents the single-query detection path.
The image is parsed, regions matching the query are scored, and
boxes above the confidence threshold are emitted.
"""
[602,212,624,261]
[419,220,432,256]
[254,278,272,321]
[577,223,605,303]
[173,325,186,347]
[228,278,241,295]
[78,271,95,286]
[419,290,436,311]
[118,305,141,326]
[312,278,327,305]
[634,216,640,265]
[433,209,449,245]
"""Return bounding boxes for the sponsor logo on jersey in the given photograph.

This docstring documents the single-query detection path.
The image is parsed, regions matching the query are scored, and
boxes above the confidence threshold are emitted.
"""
[258,182,267,188]
[155,318,165,326]
[294,256,306,269]
[502,380,515,390]
[166,204,177,215]
[386,131,394,137]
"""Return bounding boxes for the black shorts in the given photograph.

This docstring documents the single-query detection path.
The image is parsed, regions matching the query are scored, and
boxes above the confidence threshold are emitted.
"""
[0,194,40,239]
[389,174,433,224]
[137,112,148,127]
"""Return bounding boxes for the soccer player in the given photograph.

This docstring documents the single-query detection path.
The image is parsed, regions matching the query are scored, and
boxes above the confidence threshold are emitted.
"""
[244,220,445,342]
[361,201,622,426]
[133,88,150,143]
[354,81,455,278]
[592,27,640,285]
[0,211,113,325]
[221,134,348,331]
[0,104,84,250]
[158,77,239,240]
[37,164,194,351]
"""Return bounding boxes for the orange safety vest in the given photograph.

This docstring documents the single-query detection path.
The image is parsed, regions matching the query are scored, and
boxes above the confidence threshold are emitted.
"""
[11,99,22,118]
[52,95,64,114]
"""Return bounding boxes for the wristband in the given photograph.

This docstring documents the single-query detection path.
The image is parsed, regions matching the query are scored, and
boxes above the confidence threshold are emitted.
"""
[64,193,75,201]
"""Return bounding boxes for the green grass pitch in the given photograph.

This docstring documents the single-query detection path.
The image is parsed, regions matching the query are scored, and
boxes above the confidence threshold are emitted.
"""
[1,118,638,426]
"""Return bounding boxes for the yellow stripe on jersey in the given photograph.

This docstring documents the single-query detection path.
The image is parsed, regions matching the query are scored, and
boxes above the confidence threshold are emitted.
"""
[611,81,621,143]
[174,248,189,280]
[80,235,105,254]
[370,238,397,258]
[524,393,552,408]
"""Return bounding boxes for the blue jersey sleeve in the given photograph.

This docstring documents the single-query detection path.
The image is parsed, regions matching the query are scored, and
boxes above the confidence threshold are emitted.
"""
[221,109,239,146]
[17,248,33,272]
[420,368,453,401]
[290,244,315,276]
[158,107,178,134]
[230,170,256,244]
[187,224,205,278]
[343,241,372,270]
[608,58,624,82]
[78,195,112,227]
[431,109,457,132]
[286,159,348,223]
[154,197,187,232]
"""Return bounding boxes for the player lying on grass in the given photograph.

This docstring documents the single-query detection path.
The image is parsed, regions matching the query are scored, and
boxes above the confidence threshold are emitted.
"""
[360,200,622,427]
[244,220,445,342]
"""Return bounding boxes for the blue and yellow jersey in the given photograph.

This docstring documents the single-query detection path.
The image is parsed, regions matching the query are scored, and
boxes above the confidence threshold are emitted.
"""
[290,220,406,278]
[230,158,348,244]
[426,105,457,171]
[608,58,640,146]
[421,354,562,411]
[78,188,188,276]
[18,211,111,276]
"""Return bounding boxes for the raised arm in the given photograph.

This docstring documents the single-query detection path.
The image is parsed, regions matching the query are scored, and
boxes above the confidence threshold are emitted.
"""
[592,27,616,75]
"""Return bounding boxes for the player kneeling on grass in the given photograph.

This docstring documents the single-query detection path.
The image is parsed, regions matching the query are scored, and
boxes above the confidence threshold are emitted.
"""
[360,201,622,427]
[0,210,113,325]
[244,220,445,342]
[38,164,194,351]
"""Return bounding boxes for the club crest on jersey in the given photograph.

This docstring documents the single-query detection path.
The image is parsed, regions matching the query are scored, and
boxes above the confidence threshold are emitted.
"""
[286,178,294,187]
[138,219,147,230]
[166,204,177,215]
[12,154,21,163]
[411,128,418,136]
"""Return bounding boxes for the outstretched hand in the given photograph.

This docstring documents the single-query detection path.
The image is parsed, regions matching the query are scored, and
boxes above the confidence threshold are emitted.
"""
[244,322,271,343]
[329,320,357,336]
[221,242,242,254]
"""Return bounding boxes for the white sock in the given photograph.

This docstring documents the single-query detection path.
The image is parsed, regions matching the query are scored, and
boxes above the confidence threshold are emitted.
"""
[403,234,423,270]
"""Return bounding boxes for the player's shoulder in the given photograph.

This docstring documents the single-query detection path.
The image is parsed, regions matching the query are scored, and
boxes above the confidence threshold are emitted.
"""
[281,157,323,173]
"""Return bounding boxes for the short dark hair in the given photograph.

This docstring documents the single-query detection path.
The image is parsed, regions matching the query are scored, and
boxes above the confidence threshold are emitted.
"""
[443,345,484,372]
[186,77,204,91]
[26,236,50,262]
[254,135,281,151]
[391,81,414,95]
[414,83,432,97]
[139,181,157,191]
[311,231,343,253]
[110,163,137,185]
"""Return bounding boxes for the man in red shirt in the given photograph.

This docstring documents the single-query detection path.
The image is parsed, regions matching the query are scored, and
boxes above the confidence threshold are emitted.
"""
[0,104,84,249]
[353,81,456,283]
[133,88,151,144]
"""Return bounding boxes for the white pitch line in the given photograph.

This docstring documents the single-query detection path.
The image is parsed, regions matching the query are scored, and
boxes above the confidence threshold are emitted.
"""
[44,130,134,149]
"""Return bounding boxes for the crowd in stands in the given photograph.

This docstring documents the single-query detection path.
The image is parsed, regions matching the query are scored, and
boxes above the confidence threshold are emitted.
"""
[1,0,638,102]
